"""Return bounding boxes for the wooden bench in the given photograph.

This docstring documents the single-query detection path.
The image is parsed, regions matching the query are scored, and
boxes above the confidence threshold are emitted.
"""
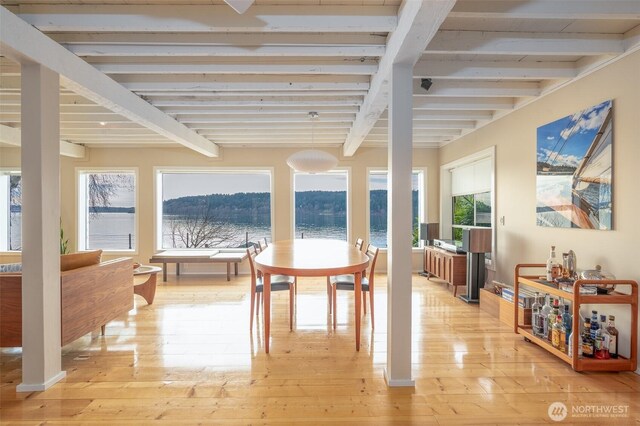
[149,249,248,281]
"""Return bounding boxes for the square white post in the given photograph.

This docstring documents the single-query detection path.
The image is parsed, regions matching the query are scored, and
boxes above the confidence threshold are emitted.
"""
[384,62,415,387]
[17,63,65,392]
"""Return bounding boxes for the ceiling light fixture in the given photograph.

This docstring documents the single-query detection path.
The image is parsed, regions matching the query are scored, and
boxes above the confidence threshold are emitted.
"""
[286,112,338,174]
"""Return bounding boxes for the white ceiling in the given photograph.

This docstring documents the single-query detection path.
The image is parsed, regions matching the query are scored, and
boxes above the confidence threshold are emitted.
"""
[0,0,639,155]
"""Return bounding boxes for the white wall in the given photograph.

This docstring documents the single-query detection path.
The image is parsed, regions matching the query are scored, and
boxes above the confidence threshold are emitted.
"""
[440,51,640,373]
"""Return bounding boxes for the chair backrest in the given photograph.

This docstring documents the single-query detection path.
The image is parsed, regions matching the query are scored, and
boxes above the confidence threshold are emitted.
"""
[355,238,364,251]
[365,244,379,287]
[246,246,258,288]
[258,237,268,252]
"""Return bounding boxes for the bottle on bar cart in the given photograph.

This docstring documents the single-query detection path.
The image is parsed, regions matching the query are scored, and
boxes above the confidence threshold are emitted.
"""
[562,305,572,347]
[552,315,566,352]
[546,246,561,281]
[607,315,619,359]
[548,299,560,341]
[581,318,595,358]
[531,292,544,337]
[590,310,600,342]
[541,294,552,340]
[595,314,610,359]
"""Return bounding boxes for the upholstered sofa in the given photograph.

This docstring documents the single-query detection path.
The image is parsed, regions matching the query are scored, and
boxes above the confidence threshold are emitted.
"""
[0,253,134,347]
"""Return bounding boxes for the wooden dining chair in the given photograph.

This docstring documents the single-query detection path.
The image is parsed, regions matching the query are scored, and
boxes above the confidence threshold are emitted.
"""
[246,246,296,331]
[329,243,379,330]
[327,238,365,315]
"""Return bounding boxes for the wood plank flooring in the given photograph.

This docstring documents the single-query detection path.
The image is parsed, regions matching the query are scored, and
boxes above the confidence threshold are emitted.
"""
[1,274,639,424]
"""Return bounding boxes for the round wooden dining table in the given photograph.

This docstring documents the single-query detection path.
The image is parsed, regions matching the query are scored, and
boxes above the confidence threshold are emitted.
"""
[254,239,370,353]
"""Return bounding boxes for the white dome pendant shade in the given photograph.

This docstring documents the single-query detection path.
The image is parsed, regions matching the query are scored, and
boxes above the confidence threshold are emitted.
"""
[286,111,338,173]
[287,150,339,173]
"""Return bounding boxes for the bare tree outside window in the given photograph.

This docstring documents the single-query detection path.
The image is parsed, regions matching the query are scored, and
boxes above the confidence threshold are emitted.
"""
[168,202,237,248]
[88,173,134,213]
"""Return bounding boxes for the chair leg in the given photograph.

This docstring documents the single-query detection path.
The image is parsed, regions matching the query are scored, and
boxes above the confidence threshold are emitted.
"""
[332,285,337,329]
[289,284,294,331]
[453,284,457,297]
[256,292,261,318]
[362,290,367,315]
[294,277,298,295]
[250,291,255,330]
[101,325,106,335]
[326,277,332,315]
[369,289,375,330]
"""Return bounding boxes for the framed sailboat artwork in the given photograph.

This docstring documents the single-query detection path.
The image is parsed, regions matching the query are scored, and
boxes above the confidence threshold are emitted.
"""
[536,100,613,230]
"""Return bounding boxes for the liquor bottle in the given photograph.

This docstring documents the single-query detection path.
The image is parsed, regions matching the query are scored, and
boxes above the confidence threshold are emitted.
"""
[562,305,572,348]
[541,294,552,339]
[590,310,600,341]
[548,299,560,341]
[581,318,594,358]
[546,246,561,281]
[607,315,619,359]
[598,314,610,356]
[558,315,567,352]
[552,315,565,351]
[531,292,544,337]
[567,329,575,357]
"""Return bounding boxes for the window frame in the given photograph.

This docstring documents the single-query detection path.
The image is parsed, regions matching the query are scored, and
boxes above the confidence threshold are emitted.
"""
[154,167,275,251]
[76,167,139,255]
[440,147,496,269]
[366,167,427,251]
[291,168,351,242]
[0,169,21,253]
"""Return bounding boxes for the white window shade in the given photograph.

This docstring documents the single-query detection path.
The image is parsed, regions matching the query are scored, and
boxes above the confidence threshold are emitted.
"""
[451,157,492,196]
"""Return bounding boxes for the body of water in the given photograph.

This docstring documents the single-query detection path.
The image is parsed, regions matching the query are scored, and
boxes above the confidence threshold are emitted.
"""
[9,212,390,250]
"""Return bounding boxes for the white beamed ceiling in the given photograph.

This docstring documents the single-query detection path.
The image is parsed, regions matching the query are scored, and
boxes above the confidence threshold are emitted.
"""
[0,0,639,153]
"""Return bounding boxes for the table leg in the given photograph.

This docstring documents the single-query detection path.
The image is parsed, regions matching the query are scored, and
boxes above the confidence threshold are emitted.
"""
[162,264,167,282]
[226,262,231,281]
[264,273,271,354]
[134,273,158,305]
[234,262,239,276]
[355,271,362,351]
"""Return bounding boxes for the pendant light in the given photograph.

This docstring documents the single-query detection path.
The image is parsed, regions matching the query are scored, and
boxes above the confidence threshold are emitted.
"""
[286,112,338,173]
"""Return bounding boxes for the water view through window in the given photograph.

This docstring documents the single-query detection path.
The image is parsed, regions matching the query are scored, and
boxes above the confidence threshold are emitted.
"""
[369,171,422,248]
[294,172,347,240]
[160,172,272,249]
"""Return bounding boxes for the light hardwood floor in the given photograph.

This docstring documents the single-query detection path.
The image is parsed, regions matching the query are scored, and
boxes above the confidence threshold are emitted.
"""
[1,274,639,424]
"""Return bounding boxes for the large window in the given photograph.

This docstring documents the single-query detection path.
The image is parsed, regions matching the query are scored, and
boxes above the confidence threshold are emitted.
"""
[78,171,137,251]
[452,191,492,242]
[294,172,347,240]
[158,170,271,249]
[0,171,21,251]
[368,170,423,248]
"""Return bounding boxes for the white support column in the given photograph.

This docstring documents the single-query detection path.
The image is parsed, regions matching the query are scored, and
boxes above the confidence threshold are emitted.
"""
[384,62,414,387]
[17,63,66,392]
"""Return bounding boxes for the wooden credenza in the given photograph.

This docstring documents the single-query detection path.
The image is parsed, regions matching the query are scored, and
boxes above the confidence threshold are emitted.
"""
[424,246,467,296]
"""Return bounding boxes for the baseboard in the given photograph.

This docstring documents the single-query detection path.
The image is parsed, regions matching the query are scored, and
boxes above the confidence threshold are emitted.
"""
[17,370,66,392]
[383,368,415,387]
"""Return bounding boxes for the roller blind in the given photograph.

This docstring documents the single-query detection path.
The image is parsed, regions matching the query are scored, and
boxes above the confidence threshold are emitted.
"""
[451,157,491,196]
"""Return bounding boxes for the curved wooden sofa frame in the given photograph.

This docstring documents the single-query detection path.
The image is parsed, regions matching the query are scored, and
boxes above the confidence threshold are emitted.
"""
[0,257,134,347]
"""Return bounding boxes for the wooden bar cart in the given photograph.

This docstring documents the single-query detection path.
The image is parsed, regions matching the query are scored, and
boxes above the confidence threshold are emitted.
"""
[514,264,637,372]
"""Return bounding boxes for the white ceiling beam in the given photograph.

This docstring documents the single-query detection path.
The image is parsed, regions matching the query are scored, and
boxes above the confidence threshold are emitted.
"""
[414,59,577,80]
[371,127,462,137]
[204,129,348,136]
[414,80,540,97]
[0,123,86,158]
[149,98,363,107]
[72,139,173,145]
[178,115,354,123]
[92,61,378,75]
[119,82,369,92]
[187,123,352,130]
[450,1,640,20]
[343,0,456,156]
[135,90,368,97]
[0,7,218,157]
[51,32,386,45]
[380,109,493,120]
[16,5,398,33]
[159,107,359,115]
[413,97,514,110]
[66,44,385,58]
[375,119,476,130]
[426,30,624,56]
